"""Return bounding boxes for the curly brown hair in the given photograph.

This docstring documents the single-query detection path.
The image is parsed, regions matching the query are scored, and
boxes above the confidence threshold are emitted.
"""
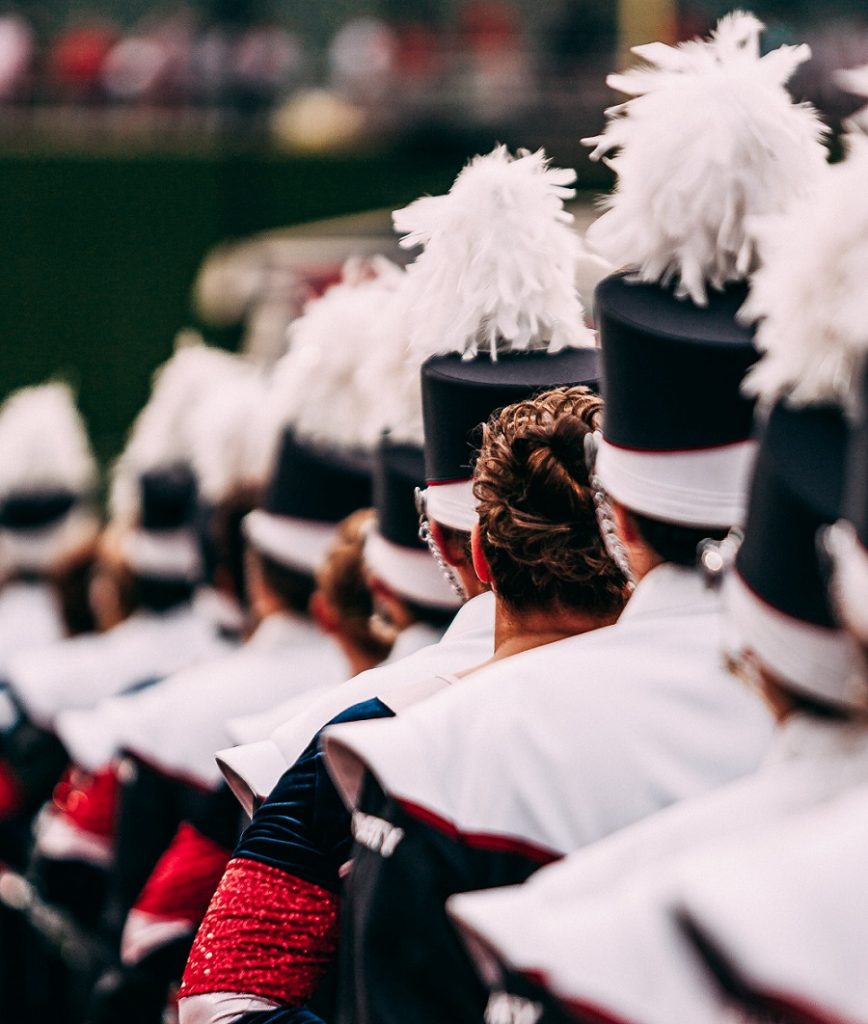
[473,386,627,617]
[316,508,393,663]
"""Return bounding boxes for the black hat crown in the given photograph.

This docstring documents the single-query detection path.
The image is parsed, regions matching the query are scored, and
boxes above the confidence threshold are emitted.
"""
[737,403,847,629]
[265,428,373,525]
[374,439,426,551]
[421,348,601,484]
[140,464,198,532]
[844,365,868,551]
[0,490,78,532]
[596,275,758,454]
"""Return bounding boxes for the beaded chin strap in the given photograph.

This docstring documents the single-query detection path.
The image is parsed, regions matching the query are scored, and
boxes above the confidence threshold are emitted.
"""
[697,528,743,589]
[414,486,468,603]
[584,429,635,588]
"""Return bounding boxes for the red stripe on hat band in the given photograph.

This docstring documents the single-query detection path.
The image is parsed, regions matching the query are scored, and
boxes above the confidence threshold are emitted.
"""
[53,766,118,840]
[134,822,231,925]
[396,798,560,866]
[180,857,339,1005]
[426,477,473,486]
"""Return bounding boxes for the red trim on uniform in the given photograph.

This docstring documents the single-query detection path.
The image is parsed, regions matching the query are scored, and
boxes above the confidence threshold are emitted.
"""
[753,988,860,1024]
[561,996,637,1024]
[134,823,231,924]
[180,858,339,1005]
[396,797,561,866]
[121,748,214,794]
[522,970,636,1024]
[600,438,751,456]
[0,758,22,818]
[53,766,118,840]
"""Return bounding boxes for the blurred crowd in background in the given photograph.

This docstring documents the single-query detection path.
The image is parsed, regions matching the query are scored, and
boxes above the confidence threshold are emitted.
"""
[0,0,864,150]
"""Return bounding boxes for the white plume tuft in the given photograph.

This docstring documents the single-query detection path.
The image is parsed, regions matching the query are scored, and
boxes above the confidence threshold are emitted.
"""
[583,11,828,305]
[188,366,272,503]
[110,336,246,525]
[741,136,868,410]
[264,257,413,453]
[0,382,97,499]
[394,145,594,359]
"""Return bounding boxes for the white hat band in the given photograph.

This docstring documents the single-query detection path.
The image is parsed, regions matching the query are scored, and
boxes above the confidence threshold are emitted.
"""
[596,438,756,529]
[0,509,100,574]
[243,509,336,575]
[121,527,201,581]
[364,530,462,610]
[725,570,865,710]
[423,480,478,533]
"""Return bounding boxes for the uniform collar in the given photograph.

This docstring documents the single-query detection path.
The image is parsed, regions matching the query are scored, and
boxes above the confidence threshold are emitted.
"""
[764,713,868,768]
[386,621,445,663]
[619,563,717,624]
[246,612,320,651]
[437,590,494,641]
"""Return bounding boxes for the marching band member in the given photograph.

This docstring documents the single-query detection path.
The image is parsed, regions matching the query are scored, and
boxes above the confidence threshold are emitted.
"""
[179,143,603,1024]
[447,81,868,1024]
[321,15,828,1023]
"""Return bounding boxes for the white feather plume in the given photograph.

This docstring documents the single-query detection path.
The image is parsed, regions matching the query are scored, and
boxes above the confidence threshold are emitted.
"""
[393,145,594,359]
[583,11,829,305]
[0,382,97,499]
[741,136,868,410]
[110,336,245,525]
[188,367,271,503]
[264,257,413,453]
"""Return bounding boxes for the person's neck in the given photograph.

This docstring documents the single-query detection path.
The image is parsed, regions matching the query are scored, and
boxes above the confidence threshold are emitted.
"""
[337,635,384,678]
[455,600,619,678]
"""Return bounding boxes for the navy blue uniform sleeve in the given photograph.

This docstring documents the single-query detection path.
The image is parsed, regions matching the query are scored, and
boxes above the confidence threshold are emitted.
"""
[233,698,394,895]
[337,772,555,1024]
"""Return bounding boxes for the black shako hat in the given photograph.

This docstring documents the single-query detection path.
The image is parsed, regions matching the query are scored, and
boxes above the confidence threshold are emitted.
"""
[420,348,600,532]
[244,426,373,575]
[140,465,198,532]
[366,436,461,610]
[845,365,868,553]
[824,363,868,643]
[728,402,858,707]
[121,463,203,583]
[0,491,79,531]
[594,274,759,530]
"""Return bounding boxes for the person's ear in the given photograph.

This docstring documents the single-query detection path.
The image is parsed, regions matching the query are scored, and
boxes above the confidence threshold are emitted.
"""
[310,589,338,634]
[470,522,492,585]
[611,499,638,546]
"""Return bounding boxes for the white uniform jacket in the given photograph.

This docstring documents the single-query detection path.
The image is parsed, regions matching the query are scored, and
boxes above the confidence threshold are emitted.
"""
[676,782,868,1024]
[54,613,348,786]
[321,564,775,1024]
[7,603,230,729]
[0,581,66,729]
[448,715,868,1024]
[216,591,495,816]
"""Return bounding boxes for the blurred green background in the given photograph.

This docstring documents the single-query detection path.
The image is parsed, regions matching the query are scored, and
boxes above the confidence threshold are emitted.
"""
[0,149,468,461]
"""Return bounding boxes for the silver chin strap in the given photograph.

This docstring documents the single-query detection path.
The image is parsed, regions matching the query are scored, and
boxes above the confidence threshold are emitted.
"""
[697,528,743,589]
[584,430,635,588]
[414,486,468,603]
